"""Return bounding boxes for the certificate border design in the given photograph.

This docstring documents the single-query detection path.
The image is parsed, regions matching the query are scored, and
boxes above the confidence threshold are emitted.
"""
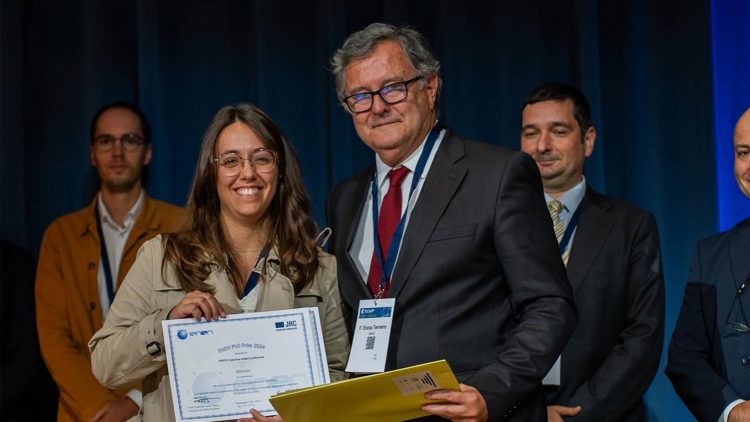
[165,310,323,421]
[306,308,329,383]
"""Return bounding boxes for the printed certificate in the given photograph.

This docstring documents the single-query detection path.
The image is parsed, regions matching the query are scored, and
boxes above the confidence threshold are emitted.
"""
[162,308,329,422]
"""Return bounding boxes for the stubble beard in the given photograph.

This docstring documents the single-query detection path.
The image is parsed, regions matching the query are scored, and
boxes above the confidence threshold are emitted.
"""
[103,173,141,193]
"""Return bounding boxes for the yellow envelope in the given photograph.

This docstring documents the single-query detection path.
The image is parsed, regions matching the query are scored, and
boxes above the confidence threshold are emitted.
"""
[269,360,459,422]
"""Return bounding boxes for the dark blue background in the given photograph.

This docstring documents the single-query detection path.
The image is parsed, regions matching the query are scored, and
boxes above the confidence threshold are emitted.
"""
[2,1,749,420]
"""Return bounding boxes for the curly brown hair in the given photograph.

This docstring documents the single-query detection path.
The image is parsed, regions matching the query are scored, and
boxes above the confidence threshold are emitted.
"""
[162,103,320,296]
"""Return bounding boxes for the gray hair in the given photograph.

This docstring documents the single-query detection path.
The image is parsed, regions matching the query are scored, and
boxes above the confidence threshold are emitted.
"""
[330,22,442,99]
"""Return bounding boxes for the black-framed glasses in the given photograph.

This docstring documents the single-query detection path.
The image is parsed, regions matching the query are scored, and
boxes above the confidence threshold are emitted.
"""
[214,148,278,176]
[342,75,424,113]
[726,274,750,333]
[93,134,145,152]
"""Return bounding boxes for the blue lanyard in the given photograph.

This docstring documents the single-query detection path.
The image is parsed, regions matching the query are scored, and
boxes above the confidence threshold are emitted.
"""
[559,204,582,255]
[94,207,116,304]
[243,244,269,297]
[370,122,443,295]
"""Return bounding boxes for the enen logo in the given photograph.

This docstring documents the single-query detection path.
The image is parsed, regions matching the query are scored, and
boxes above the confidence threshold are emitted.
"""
[177,329,214,340]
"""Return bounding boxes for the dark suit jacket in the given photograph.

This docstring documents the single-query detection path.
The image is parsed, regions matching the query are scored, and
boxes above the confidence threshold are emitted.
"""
[666,217,750,422]
[326,130,578,421]
[1,241,58,421]
[545,187,665,421]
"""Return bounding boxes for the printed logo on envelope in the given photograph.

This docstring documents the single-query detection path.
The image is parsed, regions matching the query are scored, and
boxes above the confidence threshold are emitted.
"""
[392,370,441,396]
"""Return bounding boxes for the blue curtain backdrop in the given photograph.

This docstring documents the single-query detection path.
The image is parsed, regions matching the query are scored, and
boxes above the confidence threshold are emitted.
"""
[712,0,750,231]
[1,1,748,420]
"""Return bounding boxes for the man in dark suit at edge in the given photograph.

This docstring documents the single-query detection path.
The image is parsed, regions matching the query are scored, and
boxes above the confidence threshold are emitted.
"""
[519,83,665,421]
[326,23,577,421]
[667,107,750,422]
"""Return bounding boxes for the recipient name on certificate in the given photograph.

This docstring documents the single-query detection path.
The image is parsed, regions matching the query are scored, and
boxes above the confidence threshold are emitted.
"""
[162,308,329,422]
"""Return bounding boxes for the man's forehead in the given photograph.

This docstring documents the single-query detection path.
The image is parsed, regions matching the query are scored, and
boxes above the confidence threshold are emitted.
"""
[734,109,750,145]
[354,40,408,63]
[523,100,576,122]
[99,106,138,120]
[95,108,142,132]
[346,42,413,78]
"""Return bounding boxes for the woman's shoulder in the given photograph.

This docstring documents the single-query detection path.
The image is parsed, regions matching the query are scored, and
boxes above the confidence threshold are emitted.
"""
[316,250,338,278]
[310,250,338,293]
[132,234,166,266]
[145,234,165,249]
[134,234,188,290]
[317,249,336,265]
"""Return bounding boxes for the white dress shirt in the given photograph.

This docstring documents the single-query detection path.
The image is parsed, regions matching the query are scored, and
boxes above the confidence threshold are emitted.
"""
[96,191,144,408]
[542,176,586,386]
[350,125,445,284]
[544,175,587,257]
[97,191,144,318]
[722,399,745,422]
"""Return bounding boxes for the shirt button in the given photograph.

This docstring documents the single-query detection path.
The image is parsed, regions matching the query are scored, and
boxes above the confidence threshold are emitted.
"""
[88,262,96,270]
[742,356,750,366]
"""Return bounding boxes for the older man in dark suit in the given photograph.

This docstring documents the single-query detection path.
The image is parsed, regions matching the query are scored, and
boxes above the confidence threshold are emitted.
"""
[326,23,577,422]
[667,107,750,422]
[519,83,665,422]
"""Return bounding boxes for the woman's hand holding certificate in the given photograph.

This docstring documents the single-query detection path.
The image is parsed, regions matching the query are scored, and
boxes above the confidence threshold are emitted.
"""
[168,291,226,321]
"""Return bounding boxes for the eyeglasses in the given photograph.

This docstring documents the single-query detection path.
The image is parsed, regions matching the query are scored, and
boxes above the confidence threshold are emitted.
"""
[726,274,750,333]
[342,75,424,113]
[93,134,146,152]
[214,148,278,175]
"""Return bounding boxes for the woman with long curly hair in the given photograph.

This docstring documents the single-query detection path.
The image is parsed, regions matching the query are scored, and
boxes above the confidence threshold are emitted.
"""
[89,103,349,421]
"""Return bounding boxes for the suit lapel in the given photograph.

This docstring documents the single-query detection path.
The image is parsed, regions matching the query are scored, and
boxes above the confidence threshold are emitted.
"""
[566,187,614,291]
[338,169,372,298]
[728,218,750,290]
[389,131,467,298]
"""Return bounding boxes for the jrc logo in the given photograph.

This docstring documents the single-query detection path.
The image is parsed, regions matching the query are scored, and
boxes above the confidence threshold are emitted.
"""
[274,320,298,330]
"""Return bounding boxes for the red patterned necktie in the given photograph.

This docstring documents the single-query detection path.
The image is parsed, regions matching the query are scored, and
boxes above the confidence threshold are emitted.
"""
[367,166,411,297]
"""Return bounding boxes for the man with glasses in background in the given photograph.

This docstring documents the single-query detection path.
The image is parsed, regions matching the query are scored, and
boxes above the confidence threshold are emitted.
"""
[35,103,183,422]
[667,107,750,422]
[326,23,576,421]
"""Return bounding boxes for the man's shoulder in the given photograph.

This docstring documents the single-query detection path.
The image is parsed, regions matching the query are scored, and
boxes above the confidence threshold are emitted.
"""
[44,203,95,237]
[142,194,184,229]
[435,130,533,184]
[56,203,95,222]
[329,166,373,197]
[444,130,520,162]
[585,188,655,223]
[145,195,183,213]
[721,216,750,238]
[696,217,750,250]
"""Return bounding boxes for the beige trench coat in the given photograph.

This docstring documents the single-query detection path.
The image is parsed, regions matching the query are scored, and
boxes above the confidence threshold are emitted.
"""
[89,236,349,421]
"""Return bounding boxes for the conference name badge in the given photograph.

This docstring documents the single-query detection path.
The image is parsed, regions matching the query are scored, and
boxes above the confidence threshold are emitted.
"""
[346,298,395,374]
